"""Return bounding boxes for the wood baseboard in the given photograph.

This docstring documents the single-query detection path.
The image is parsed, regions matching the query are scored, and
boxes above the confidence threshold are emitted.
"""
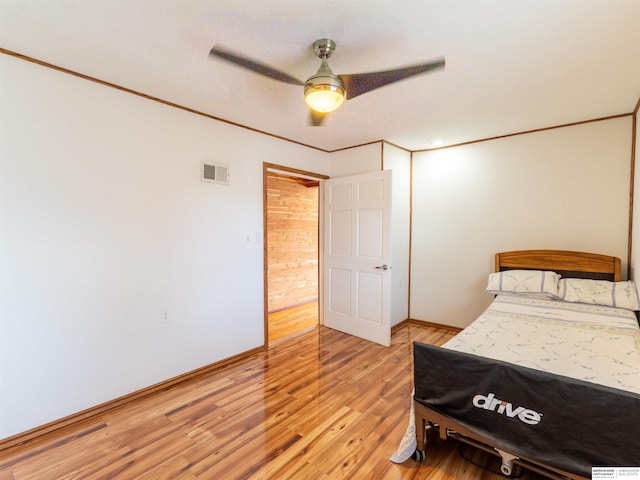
[393,318,463,334]
[0,345,265,452]
[391,318,411,332]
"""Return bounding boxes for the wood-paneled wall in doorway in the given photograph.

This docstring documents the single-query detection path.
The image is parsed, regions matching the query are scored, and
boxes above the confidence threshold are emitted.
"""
[266,172,319,313]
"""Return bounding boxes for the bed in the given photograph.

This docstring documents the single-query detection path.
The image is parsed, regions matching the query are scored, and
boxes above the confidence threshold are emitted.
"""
[406,250,640,479]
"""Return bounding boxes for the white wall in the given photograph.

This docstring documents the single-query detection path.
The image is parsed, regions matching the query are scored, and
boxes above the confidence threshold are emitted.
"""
[328,143,382,177]
[0,54,329,439]
[382,143,411,326]
[411,118,633,328]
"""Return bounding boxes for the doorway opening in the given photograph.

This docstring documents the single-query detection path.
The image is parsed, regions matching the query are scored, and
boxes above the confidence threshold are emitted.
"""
[264,165,326,345]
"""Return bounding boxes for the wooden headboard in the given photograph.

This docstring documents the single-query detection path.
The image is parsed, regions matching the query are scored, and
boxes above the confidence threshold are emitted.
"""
[495,250,621,282]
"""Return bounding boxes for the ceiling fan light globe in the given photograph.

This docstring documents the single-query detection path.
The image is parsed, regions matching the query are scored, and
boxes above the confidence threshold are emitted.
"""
[305,87,345,113]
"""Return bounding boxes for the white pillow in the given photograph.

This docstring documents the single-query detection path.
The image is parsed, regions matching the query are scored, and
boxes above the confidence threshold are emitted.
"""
[558,278,640,311]
[486,270,560,299]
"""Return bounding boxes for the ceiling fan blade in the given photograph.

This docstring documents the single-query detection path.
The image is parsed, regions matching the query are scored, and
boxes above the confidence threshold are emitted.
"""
[308,110,328,127]
[209,46,304,86]
[339,57,445,100]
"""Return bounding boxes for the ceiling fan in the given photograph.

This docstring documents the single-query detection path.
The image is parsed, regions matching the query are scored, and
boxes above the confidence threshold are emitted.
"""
[209,39,445,126]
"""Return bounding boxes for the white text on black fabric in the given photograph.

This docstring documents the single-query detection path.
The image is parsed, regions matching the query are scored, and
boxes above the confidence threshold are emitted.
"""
[472,393,542,425]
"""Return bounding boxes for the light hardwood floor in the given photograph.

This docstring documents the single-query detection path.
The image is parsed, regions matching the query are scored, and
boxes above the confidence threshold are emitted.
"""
[268,302,318,344]
[0,323,548,479]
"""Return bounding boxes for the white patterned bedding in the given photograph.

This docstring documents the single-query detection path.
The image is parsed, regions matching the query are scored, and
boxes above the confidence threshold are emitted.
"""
[442,294,640,394]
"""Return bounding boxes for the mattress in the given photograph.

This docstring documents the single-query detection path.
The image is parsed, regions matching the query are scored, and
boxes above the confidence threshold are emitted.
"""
[442,294,640,394]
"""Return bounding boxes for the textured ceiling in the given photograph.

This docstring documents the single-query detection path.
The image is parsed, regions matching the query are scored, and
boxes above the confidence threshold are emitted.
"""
[1,0,639,151]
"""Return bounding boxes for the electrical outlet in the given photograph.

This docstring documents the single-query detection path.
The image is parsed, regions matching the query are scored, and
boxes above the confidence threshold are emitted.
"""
[161,311,169,324]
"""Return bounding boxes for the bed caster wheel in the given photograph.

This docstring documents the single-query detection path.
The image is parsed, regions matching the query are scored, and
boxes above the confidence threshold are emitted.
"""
[411,449,426,462]
[500,462,513,476]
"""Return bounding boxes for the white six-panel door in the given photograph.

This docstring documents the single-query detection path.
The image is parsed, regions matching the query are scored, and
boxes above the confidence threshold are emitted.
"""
[323,170,392,347]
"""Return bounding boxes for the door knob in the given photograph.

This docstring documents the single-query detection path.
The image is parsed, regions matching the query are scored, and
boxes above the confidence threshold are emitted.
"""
[374,264,389,270]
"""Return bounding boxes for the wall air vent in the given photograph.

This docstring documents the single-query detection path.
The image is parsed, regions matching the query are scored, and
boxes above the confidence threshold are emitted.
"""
[201,162,229,185]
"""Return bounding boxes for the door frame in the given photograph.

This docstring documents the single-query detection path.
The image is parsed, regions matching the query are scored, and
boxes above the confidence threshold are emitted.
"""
[262,162,329,346]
